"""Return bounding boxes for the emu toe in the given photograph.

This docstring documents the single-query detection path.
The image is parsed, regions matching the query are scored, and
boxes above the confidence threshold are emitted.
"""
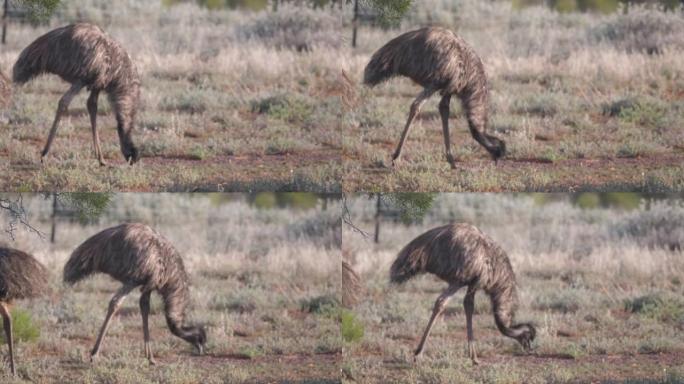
[468,344,479,365]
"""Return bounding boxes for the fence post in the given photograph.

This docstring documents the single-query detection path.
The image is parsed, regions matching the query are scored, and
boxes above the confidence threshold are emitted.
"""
[351,0,359,48]
[2,0,8,45]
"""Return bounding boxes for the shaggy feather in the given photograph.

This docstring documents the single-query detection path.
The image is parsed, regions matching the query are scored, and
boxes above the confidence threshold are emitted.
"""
[390,223,534,343]
[0,247,48,301]
[64,223,205,348]
[363,27,506,160]
[12,23,140,163]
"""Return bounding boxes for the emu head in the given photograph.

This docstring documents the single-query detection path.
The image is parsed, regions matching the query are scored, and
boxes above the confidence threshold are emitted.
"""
[117,131,138,165]
[181,324,207,355]
[122,142,139,165]
[512,323,536,351]
[484,133,506,162]
[115,82,140,165]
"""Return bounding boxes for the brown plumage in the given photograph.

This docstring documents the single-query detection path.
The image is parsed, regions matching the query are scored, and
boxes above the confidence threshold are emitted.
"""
[13,23,140,165]
[390,223,535,364]
[63,223,206,364]
[364,27,505,168]
[342,260,362,308]
[0,246,48,376]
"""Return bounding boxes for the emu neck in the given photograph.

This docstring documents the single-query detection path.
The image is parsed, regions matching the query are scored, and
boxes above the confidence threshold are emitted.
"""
[489,284,521,339]
[160,284,189,338]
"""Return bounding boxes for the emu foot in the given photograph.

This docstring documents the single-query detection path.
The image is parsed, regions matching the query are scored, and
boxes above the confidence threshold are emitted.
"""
[446,154,458,170]
[390,151,403,168]
[413,347,424,363]
[468,344,479,365]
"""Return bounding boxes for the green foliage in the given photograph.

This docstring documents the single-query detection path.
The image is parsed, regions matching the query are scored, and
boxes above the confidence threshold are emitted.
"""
[571,193,642,209]
[624,293,684,323]
[340,309,364,343]
[252,94,314,124]
[249,192,321,210]
[362,0,412,25]
[237,346,264,359]
[514,0,678,13]
[0,309,40,343]
[381,193,435,223]
[301,295,339,316]
[58,193,112,223]
[21,0,61,21]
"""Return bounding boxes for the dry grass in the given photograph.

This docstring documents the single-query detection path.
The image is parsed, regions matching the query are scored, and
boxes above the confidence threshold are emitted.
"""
[2,2,342,192]
[343,194,684,383]
[342,1,684,192]
[1,193,341,383]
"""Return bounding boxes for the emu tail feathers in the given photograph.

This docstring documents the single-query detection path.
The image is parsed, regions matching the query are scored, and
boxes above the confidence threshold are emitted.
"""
[63,245,97,285]
[389,242,428,284]
[12,28,60,84]
[363,40,402,87]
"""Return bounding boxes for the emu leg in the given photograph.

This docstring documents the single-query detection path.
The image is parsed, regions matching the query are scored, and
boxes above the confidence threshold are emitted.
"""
[439,94,456,169]
[0,303,14,375]
[464,286,479,365]
[41,82,84,163]
[392,88,435,167]
[87,90,106,166]
[139,290,155,365]
[414,284,461,358]
[91,284,135,361]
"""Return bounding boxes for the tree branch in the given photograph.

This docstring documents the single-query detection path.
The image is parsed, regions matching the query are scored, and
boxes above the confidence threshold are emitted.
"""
[0,194,45,240]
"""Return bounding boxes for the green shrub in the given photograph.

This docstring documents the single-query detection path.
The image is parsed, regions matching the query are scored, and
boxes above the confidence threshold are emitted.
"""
[301,295,339,316]
[0,309,40,343]
[624,293,684,323]
[252,94,314,124]
[341,310,364,343]
[512,95,559,117]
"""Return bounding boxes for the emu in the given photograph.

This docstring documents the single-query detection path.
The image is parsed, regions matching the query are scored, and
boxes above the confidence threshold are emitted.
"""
[390,223,535,364]
[0,247,48,375]
[13,23,140,166]
[63,223,206,364]
[364,27,506,169]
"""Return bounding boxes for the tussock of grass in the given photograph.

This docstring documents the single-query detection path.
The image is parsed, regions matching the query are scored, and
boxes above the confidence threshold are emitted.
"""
[0,309,40,343]
[624,293,684,323]
[341,310,364,343]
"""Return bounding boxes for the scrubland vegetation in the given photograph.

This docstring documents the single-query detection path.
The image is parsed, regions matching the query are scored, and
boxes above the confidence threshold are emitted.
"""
[343,1,684,192]
[2,1,343,192]
[343,193,684,383]
[1,193,341,383]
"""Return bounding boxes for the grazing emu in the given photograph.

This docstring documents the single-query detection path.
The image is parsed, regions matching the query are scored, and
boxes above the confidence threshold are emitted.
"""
[364,27,506,169]
[390,224,535,364]
[13,23,140,165]
[63,223,206,364]
[0,247,48,375]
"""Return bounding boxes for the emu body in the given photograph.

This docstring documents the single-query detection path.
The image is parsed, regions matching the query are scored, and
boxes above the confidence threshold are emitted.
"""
[390,224,535,363]
[364,27,505,168]
[13,23,140,165]
[64,223,206,363]
[0,247,48,375]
